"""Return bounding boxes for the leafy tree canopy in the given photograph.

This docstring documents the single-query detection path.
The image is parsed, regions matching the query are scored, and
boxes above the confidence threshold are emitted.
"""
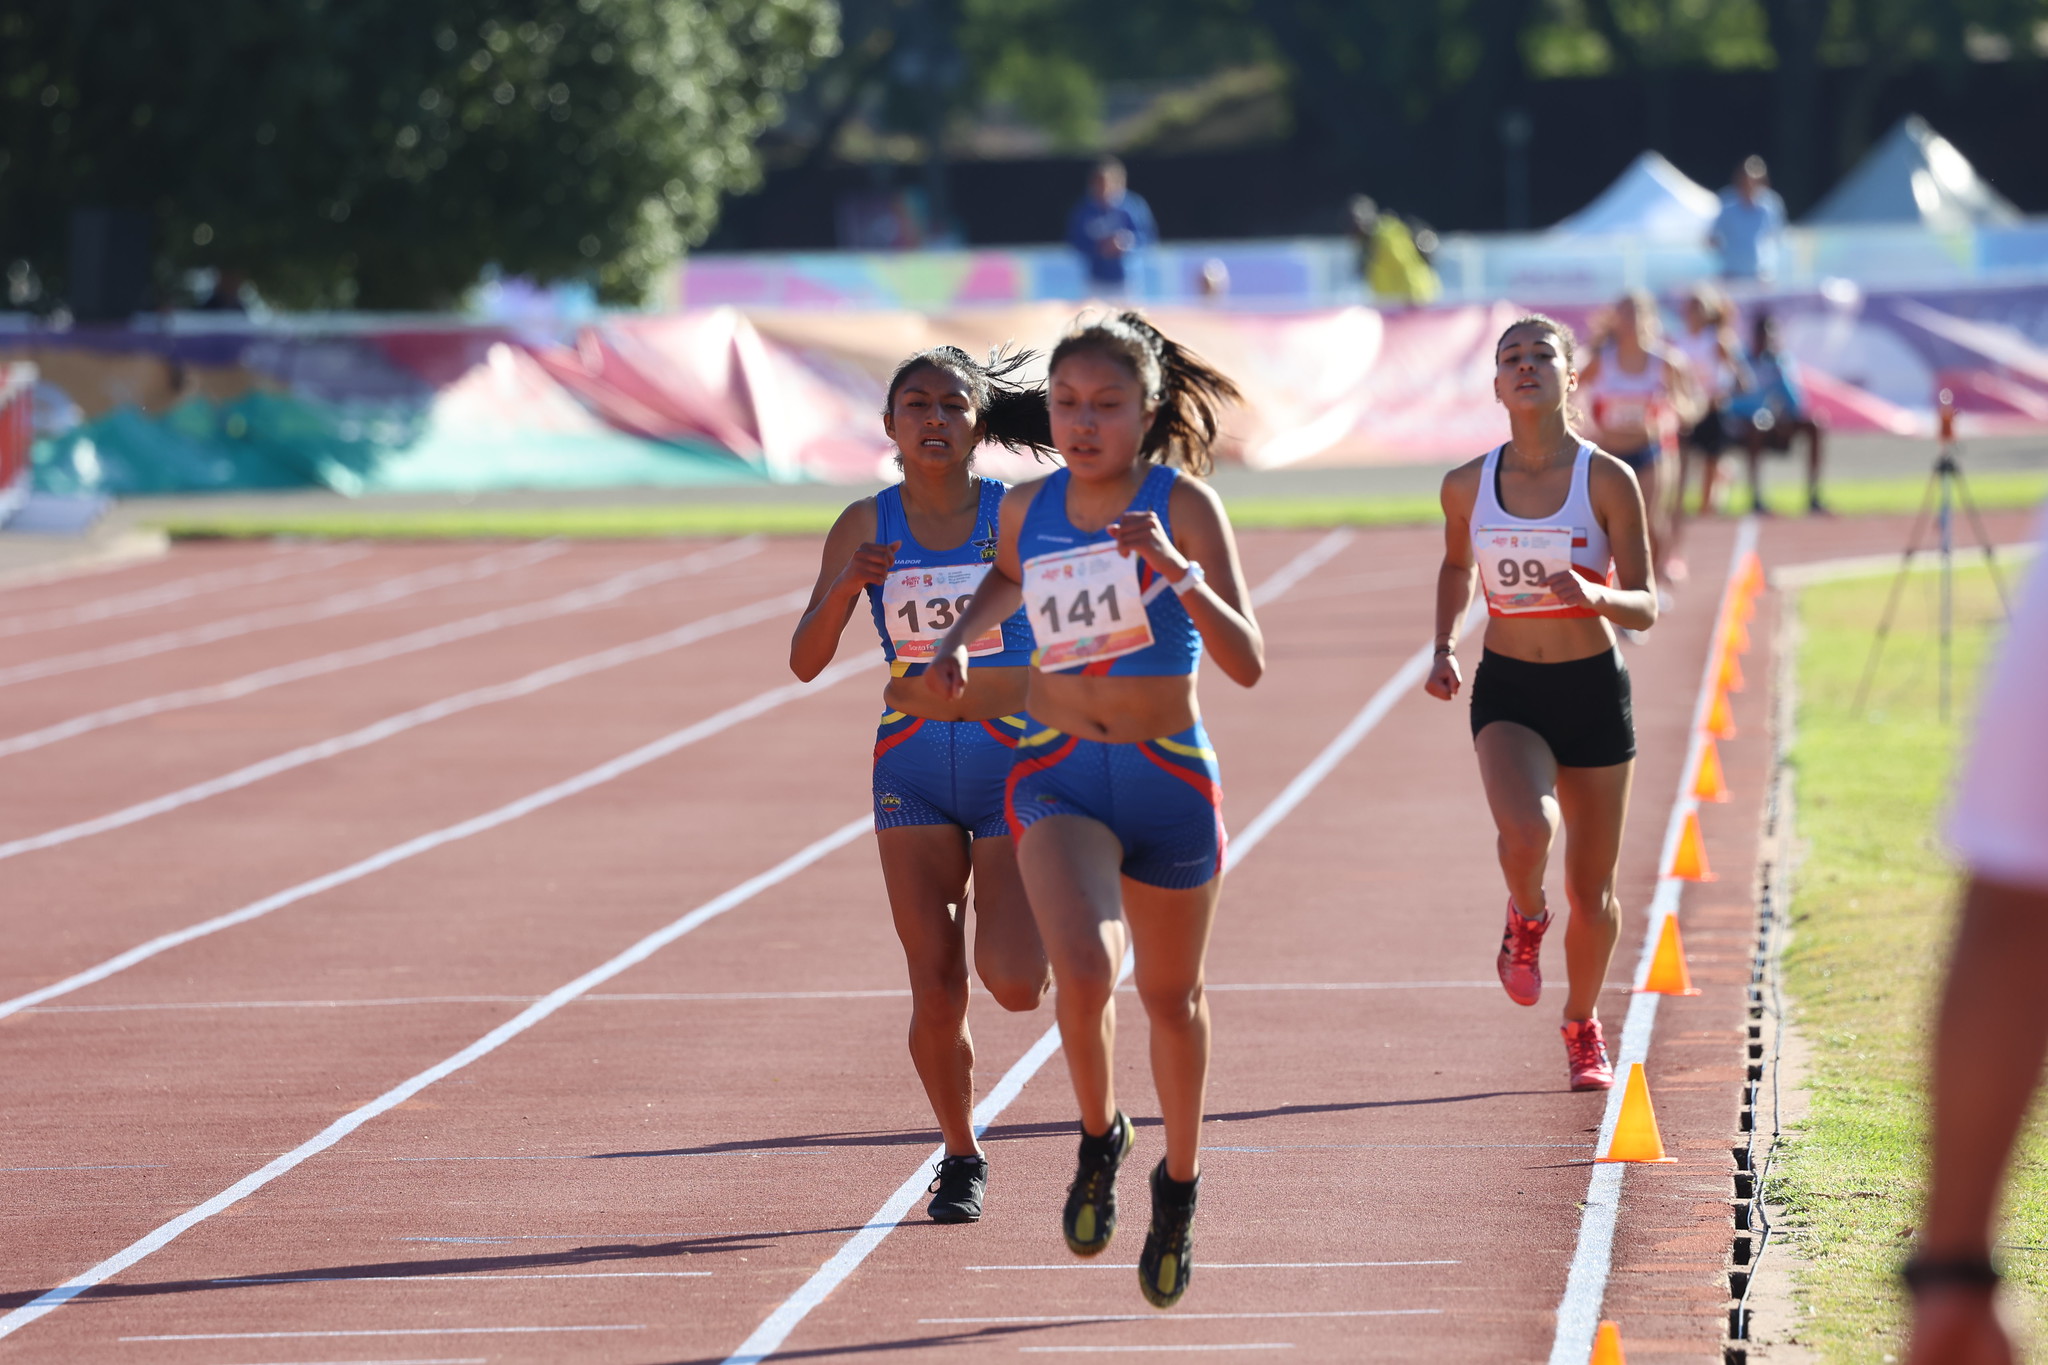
[0,0,837,309]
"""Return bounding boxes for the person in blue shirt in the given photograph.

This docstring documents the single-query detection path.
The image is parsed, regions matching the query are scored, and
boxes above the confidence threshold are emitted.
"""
[1710,156,1787,281]
[1066,158,1157,295]
[1727,312,1828,514]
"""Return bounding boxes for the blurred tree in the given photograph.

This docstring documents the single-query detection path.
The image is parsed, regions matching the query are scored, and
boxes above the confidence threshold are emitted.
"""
[0,0,837,310]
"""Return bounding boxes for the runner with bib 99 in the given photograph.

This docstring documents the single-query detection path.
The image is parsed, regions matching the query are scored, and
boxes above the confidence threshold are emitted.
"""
[1425,314,1658,1093]
[925,312,1263,1308]
[789,346,1053,1226]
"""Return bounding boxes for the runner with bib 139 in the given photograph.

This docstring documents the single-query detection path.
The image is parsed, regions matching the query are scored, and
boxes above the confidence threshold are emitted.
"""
[925,312,1263,1308]
[789,346,1053,1225]
[1425,314,1658,1092]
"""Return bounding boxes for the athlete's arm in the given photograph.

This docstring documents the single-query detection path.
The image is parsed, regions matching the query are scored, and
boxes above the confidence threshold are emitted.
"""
[789,499,894,682]
[1547,454,1656,630]
[924,479,1037,700]
[1426,461,1481,700]
[1117,477,1262,686]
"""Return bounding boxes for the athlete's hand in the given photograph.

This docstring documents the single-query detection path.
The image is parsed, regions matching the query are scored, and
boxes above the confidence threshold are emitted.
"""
[836,541,900,595]
[1544,569,1598,613]
[1109,511,1188,579]
[1424,651,1462,701]
[1906,1290,2015,1365]
[923,646,970,702]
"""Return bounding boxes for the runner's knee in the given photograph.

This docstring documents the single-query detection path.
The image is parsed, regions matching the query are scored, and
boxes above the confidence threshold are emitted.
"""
[979,963,1050,1013]
[1136,977,1205,1029]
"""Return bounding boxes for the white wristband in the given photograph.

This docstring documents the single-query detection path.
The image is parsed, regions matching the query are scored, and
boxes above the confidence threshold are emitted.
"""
[1169,561,1206,596]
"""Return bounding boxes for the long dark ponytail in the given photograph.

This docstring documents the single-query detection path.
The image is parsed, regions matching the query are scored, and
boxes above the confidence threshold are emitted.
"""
[1047,310,1241,476]
[882,344,1055,459]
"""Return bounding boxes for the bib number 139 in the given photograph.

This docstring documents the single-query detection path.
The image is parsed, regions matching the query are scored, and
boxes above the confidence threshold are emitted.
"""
[883,562,1004,659]
[897,594,972,636]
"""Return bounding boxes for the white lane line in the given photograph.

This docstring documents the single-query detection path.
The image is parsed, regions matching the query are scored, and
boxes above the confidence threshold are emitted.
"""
[1245,528,1354,607]
[925,1312,1440,1323]
[122,1325,644,1340]
[1021,1347,1294,1355]
[0,816,873,1342]
[0,537,764,759]
[1546,518,1759,1365]
[965,1262,1457,1271]
[216,1271,710,1283]
[0,546,371,639]
[0,1163,168,1172]
[21,981,1497,1013]
[0,543,567,689]
[0,585,808,863]
[1768,539,2035,590]
[0,656,869,1023]
[720,596,1487,1365]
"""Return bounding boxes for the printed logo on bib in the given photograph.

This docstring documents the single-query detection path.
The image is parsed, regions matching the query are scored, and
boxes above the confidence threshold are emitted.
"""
[1475,525,1578,615]
[882,562,1005,660]
[1023,542,1154,671]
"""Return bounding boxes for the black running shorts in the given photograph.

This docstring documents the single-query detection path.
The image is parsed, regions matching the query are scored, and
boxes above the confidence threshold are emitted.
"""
[1469,647,1636,769]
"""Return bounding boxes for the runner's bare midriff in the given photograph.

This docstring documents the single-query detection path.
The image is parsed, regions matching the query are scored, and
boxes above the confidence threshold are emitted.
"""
[1026,670,1198,744]
[886,664,1030,723]
[1483,613,1618,665]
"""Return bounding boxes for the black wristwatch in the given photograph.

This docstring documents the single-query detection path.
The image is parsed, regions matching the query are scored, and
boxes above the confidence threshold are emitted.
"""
[1900,1255,2001,1294]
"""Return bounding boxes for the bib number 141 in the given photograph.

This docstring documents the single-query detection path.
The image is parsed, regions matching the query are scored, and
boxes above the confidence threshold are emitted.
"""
[1022,542,1155,671]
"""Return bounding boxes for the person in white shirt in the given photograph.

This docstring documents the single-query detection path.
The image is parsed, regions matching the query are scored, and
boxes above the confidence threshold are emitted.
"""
[1907,515,2048,1365]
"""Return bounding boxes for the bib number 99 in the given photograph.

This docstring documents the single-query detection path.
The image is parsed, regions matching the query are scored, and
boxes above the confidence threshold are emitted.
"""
[1493,557,1550,589]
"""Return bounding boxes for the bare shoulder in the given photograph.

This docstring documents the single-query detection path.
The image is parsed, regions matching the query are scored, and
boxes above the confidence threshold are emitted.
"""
[1440,454,1486,513]
[1000,473,1053,518]
[829,494,880,541]
[1586,448,1642,495]
[1168,470,1228,520]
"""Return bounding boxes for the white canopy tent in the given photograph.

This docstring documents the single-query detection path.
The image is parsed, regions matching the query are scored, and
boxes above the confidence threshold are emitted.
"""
[1805,115,2020,230]
[1549,151,1721,243]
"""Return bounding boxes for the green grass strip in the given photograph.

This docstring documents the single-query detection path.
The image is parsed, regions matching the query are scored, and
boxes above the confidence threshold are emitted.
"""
[141,470,2046,542]
[1779,562,2048,1360]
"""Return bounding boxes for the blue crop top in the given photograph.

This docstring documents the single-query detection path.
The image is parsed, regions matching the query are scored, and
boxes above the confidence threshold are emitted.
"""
[866,478,1035,676]
[1015,464,1202,677]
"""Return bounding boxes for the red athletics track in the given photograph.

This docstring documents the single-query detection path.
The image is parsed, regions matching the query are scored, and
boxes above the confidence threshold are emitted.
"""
[0,511,2033,1365]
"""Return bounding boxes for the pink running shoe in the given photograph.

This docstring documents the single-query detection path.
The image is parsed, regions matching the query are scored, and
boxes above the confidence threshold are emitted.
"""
[1496,900,1549,1006]
[1562,1018,1614,1091]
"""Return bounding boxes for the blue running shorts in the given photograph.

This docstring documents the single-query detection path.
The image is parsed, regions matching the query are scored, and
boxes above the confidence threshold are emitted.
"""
[872,711,1024,840]
[1004,716,1225,889]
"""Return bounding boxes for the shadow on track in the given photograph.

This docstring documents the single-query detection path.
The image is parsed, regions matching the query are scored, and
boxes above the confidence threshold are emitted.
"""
[591,1090,1552,1161]
[0,1225,873,1310]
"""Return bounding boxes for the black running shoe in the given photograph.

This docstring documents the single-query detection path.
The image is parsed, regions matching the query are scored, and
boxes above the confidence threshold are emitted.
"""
[926,1154,988,1224]
[1061,1111,1133,1256]
[1138,1159,1200,1309]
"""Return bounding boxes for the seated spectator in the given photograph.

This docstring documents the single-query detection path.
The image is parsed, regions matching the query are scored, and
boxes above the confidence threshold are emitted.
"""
[1066,158,1156,296]
[1726,313,1827,515]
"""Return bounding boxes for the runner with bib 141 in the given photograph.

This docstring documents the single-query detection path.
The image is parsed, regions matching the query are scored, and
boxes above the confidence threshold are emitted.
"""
[925,311,1264,1309]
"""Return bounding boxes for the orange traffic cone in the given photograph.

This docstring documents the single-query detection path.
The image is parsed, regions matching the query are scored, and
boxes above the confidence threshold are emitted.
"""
[1706,689,1737,740]
[1591,1320,1630,1364]
[1597,1064,1678,1164]
[1638,914,1701,995]
[1669,810,1716,882]
[1739,550,1766,600]
[1693,739,1730,802]
[1718,649,1745,694]
[1725,611,1752,656]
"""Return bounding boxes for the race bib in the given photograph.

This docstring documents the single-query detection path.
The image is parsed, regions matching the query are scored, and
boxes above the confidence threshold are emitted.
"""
[1022,542,1155,671]
[881,562,1006,660]
[1474,525,1576,615]
[1594,393,1653,432]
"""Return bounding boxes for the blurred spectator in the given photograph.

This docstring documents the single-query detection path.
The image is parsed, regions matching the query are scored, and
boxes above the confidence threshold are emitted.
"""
[1577,291,1690,583]
[198,268,250,313]
[1907,508,2048,1365]
[1066,157,1156,296]
[1350,196,1440,306]
[1673,283,1750,515]
[1196,257,1230,301]
[1726,312,1826,514]
[1709,156,1786,281]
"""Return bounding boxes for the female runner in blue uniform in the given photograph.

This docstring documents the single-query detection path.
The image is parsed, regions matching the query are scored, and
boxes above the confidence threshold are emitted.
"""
[790,346,1054,1224]
[1425,315,1657,1092]
[926,312,1264,1308]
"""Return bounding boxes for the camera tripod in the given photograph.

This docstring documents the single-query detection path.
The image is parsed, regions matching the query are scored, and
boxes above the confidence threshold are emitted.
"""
[1853,395,2013,722]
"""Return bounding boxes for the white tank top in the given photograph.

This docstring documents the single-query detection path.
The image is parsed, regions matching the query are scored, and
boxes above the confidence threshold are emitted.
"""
[1674,329,1735,403]
[1470,442,1613,620]
[1584,345,1674,449]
